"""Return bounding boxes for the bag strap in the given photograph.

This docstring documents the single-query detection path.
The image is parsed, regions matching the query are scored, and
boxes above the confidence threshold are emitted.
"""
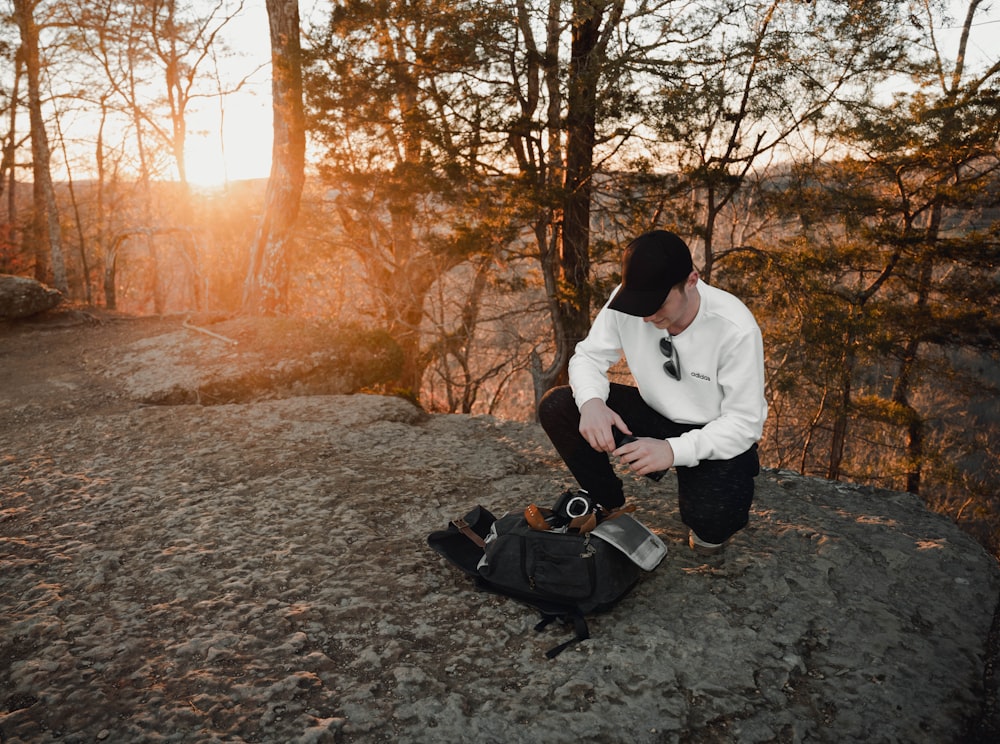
[598,504,636,522]
[535,611,591,659]
[556,503,635,536]
[451,517,485,548]
[565,502,636,534]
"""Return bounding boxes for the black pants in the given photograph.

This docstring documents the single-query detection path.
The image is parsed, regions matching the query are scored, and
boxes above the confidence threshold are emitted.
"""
[538,384,759,544]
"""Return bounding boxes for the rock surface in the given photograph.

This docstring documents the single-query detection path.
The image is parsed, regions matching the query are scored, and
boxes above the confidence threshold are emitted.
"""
[95,316,403,405]
[0,275,62,320]
[1,315,998,743]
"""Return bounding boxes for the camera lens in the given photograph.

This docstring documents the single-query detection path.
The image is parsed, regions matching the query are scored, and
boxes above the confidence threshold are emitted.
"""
[565,496,591,518]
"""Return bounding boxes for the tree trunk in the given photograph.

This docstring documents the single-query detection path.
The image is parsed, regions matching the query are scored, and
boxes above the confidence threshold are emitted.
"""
[892,209,939,494]
[1,48,22,220]
[519,0,566,406]
[13,0,68,294]
[827,320,858,481]
[531,0,623,404]
[242,0,305,315]
[560,0,603,361]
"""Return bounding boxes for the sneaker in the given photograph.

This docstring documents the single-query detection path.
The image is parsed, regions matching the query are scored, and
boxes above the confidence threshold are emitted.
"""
[688,530,726,556]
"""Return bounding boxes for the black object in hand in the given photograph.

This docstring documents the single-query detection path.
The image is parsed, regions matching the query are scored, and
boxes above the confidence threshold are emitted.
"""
[612,428,668,482]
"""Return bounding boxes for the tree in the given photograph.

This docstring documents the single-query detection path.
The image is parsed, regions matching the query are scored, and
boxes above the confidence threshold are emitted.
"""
[306,0,508,395]
[500,0,906,404]
[640,0,911,281]
[837,0,1000,492]
[242,0,305,315]
[1,34,24,259]
[11,0,67,293]
[749,0,1000,501]
[144,0,246,191]
[67,0,248,188]
[504,0,646,403]
[37,0,259,310]
[559,0,625,356]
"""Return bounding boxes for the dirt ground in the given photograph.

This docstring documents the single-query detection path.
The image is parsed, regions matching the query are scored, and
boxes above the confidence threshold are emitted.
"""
[0,309,181,422]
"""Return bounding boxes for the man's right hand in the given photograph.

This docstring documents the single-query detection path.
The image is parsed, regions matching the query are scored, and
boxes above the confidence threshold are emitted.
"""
[579,398,631,453]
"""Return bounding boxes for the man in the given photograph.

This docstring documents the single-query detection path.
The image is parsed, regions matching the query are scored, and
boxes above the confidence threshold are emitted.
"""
[538,230,767,555]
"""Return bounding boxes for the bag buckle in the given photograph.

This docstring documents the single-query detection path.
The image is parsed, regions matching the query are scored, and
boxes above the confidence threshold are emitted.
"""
[451,517,486,547]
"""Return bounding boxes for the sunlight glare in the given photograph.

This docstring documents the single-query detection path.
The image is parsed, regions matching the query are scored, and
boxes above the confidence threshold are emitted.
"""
[185,94,273,188]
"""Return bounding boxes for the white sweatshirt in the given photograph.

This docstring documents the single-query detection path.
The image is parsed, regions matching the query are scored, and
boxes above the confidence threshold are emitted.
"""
[569,280,767,467]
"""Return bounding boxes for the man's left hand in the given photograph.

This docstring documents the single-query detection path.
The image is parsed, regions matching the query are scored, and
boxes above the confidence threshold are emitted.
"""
[613,437,674,477]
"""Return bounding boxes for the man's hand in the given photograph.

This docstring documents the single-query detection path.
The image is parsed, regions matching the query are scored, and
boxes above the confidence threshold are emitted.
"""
[579,398,630,453]
[614,437,675,477]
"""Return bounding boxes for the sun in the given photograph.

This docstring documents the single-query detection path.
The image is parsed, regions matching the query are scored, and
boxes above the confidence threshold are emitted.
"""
[184,95,274,188]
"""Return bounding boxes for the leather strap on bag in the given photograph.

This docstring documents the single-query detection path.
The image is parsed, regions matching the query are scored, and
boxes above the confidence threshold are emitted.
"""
[570,503,635,533]
[451,517,486,547]
[524,504,551,531]
[568,512,598,534]
[599,504,636,522]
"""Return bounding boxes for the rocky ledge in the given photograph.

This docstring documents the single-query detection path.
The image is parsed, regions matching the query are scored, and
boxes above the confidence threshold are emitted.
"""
[1,317,997,743]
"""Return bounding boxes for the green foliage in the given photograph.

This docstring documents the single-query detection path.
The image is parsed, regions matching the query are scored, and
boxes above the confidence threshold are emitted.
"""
[739,0,1000,545]
[334,326,407,389]
[227,317,405,393]
[303,0,515,393]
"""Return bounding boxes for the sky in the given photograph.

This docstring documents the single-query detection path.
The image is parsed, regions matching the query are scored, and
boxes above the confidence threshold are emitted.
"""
[182,0,329,187]
[180,0,1000,188]
[181,0,274,186]
[939,0,1000,70]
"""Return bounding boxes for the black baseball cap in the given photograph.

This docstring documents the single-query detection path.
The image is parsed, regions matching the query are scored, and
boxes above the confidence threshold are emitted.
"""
[608,230,694,317]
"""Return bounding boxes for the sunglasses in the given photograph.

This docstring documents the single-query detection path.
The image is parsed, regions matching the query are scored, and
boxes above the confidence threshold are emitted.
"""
[659,336,681,380]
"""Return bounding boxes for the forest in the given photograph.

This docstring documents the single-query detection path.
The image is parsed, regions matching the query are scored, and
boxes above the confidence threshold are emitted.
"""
[2,1,999,554]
